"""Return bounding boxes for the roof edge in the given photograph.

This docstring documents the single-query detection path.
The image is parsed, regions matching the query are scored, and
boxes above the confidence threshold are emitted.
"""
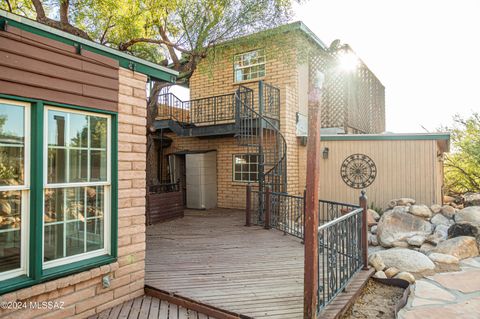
[321,133,451,142]
[0,9,178,82]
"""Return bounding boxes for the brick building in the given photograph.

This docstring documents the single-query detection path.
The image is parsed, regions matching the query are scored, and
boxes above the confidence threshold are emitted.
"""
[151,21,386,213]
[0,10,177,318]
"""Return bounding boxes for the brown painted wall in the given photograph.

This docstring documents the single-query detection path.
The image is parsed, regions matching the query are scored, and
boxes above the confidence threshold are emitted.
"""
[0,25,119,112]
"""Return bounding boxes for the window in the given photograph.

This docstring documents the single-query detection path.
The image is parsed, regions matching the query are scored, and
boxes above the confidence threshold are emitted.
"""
[234,49,266,82]
[0,99,29,281]
[44,107,110,268]
[233,154,259,182]
[0,97,116,294]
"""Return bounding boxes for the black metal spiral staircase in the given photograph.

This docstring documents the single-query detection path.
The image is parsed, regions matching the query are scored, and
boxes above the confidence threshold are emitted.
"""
[155,81,287,211]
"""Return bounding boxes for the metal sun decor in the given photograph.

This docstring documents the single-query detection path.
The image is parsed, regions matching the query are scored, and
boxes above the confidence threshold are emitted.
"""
[340,154,377,189]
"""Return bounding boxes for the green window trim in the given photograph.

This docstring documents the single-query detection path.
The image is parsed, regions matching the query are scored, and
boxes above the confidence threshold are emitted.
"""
[0,94,118,296]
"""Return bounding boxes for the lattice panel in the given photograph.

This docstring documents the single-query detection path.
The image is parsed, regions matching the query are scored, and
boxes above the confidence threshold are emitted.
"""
[309,47,385,133]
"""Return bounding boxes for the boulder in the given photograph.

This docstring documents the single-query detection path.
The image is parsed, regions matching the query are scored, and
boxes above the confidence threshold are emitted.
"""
[407,235,426,247]
[409,205,432,218]
[394,272,416,284]
[428,253,459,264]
[392,206,410,214]
[431,214,450,227]
[374,271,387,279]
[388,198,416,208]
[392,241,410,248]
[430,204,442,214]
[384,267,400,278]
[426,224,449,245]
[420,243,435,254]
[432,236,479,260]
[368,209,380,223]
[368,253,385,271]
[464,193,480,207]
[373,248,435,273]
[448,223,479,239]
[371,225,378,234]
[441,205,456,219]
[455,206,480,226]
[376,210,433,247]
[368,233,378,246]
[444,195,455,204]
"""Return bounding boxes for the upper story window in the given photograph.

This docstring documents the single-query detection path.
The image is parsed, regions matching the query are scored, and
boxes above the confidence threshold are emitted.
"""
[234,49,266,83]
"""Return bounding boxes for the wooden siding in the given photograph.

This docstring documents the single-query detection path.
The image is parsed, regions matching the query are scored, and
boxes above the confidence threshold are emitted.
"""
[147,191,184,224]
[0,25,119,112]
[316,139,443,209]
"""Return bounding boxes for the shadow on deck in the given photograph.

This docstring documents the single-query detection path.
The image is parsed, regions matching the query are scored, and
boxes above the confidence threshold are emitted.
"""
[145,209,304,319]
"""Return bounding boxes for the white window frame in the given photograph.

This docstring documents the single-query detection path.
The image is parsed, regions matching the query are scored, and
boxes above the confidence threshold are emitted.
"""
[233,49,266,83]
[0,99,30,281]
[233,154,259,183]
[42,106,111,269]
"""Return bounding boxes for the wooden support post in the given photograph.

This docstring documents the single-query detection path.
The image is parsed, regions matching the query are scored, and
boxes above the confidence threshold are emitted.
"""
[265,186,271,229]
[245,184,252,227]
[360,190,369,270]
[304,71,324,319]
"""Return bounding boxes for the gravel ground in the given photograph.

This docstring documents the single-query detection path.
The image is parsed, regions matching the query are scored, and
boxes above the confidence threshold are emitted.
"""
[341,280,405,319]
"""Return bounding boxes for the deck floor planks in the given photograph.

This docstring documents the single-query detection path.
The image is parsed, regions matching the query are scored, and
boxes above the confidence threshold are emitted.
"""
[145,209,305,318]
[90,296,211,319]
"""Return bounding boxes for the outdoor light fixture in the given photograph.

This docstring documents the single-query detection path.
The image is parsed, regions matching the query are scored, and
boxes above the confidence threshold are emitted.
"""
[338,51,358,72]
[323,147,329,159]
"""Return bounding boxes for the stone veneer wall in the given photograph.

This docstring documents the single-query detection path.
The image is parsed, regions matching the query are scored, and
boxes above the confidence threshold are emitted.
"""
[0,68,147,319]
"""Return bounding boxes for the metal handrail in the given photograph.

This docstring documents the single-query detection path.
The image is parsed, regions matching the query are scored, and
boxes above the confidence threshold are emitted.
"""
[318,207,363,231]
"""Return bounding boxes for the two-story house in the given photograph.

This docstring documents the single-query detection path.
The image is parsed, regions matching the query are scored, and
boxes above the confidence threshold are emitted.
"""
[150,21,386,212]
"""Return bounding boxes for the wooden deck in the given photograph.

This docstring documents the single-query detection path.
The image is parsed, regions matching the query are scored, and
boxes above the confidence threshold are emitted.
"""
[89,295,211,319]
[145,209,305,319]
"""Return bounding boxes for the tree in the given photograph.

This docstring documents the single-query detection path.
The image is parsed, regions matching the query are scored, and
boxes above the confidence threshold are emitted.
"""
[444,112,480,195]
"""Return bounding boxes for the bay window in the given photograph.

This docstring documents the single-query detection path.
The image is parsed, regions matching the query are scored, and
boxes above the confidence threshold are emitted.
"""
[0,97,117,294]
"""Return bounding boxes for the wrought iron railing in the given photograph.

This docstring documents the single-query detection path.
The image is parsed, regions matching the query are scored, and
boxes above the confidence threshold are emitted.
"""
[157,81,281,128]
[317,207,363,311]
[158,92,237,126]
[247,187,366,313]
[249,189,360,240]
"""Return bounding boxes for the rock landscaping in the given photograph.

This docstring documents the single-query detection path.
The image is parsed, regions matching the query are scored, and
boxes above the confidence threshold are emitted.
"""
[368,196,480,284]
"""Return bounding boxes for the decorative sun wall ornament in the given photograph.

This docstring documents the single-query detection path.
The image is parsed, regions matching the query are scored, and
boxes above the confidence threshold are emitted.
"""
[340,154,377,189]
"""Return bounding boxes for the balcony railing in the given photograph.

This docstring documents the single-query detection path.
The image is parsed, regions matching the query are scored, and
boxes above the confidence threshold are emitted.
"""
[157,82,280,127]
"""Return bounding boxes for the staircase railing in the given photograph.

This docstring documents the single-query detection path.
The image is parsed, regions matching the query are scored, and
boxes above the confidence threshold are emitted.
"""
[235,82,287,223]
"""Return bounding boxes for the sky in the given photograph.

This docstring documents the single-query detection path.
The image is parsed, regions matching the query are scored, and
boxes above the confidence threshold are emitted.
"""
[293,0,480,133]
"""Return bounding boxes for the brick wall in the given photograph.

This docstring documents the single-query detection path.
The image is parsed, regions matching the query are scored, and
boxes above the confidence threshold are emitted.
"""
[0,68,147,319]
[164,134,251,209]
[179,32,315,204]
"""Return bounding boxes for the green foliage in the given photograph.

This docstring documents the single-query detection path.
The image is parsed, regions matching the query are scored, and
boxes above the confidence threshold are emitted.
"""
[2,0,298,81]
[444,112,480,195]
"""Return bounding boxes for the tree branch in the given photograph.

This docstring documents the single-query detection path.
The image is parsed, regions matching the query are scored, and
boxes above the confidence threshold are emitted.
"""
[31,0,46,19]
[118,37,189,55]
[59,0,69,24]
[5,0,12,12]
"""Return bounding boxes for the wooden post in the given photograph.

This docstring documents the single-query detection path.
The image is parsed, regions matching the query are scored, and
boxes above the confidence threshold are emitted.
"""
[304,71,324,319]
[360,190,369,270]
[245,184,252,226]
[265,186,271,229]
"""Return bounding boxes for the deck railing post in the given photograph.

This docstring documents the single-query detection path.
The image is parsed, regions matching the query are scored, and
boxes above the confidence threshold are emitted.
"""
[304,71,324,319]
[245,184,252,227]
[360,190,369,270]
[265,186,271,229]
